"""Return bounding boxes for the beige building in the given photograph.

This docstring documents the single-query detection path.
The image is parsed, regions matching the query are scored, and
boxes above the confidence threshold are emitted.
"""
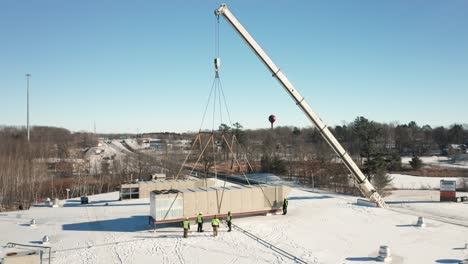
[149,184,290,224]
[120,178,216,199]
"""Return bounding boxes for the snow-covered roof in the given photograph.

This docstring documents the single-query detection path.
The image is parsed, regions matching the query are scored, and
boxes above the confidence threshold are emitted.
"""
[450,144,465,150]
[1,186,467,263]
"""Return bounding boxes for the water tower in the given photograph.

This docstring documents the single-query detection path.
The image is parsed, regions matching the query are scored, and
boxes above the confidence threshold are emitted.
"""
[268,115,276,130]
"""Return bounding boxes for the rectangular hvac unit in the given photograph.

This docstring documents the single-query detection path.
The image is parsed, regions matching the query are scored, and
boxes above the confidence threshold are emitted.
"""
[2,250,42,264]
[150,191,184,221]
[149,185,290,224]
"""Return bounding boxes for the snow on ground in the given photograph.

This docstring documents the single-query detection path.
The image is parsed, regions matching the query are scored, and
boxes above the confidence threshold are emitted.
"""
[124,139,149,150]
[229,173,288,185]
[1,186,468,263]
[210,178,241,187]
[402,156,468,169]
[386,190,468,227]
[87,140,126,174]
[390,174,466,189]
[108,139,134,155]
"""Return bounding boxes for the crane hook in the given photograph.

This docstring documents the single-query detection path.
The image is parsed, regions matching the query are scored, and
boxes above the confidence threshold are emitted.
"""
[214,58,221,77]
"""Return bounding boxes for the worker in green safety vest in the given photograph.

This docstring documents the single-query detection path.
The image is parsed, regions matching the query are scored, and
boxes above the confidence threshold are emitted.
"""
[211,215,220,236]
[183,217,190,238]
[226,211,232,232]
[197,212,204,232]
[283,198,288,215]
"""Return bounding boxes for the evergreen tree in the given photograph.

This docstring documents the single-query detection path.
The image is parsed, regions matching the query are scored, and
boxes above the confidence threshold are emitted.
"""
[372,169,393,196]
[432,126,448,152]
[232,122,245,144]
[352,116,382,180]
[292,126,301,137]
[271,156,287,175]
[386,153,402,171]
[448,124,464,144]
[260,154,287,175]
[409,156,423,170]
[260,154,271,173]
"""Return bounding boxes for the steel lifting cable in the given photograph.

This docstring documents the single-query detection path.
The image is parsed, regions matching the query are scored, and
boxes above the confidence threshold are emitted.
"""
[212,79,217,131]
[221,134,252,186]
[212,16,261,191]
[212,14,222,179]
[221,134,275,208]
[174,134,201,180]
[174,13,277,216]
[218,80,233,128]
[218,79,223,127]
[187,135,214,178]
[198,78,217,132]
[232,134,256,173]
[212,132,217,180]
[215,14,220,59]
[177,16,222,181]
[212,84,218,179]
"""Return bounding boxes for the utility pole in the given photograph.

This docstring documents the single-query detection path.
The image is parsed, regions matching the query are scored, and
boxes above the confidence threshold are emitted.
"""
[26,74,31,142]
[25,73,32,209]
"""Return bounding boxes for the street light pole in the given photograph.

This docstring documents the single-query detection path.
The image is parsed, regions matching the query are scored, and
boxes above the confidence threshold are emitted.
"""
[26,73,31,142]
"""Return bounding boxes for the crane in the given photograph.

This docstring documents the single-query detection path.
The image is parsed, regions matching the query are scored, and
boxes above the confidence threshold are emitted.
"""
[215,4,387,208]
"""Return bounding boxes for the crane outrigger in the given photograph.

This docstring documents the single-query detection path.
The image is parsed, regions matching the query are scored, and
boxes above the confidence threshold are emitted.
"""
[215,4,387,208]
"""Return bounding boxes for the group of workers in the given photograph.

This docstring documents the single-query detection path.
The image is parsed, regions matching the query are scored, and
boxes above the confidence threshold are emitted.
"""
[183,211,232,238]
[182,198,288,238]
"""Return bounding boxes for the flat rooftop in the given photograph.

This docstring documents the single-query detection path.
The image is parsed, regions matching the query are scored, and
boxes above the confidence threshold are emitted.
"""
[1,188,467,263]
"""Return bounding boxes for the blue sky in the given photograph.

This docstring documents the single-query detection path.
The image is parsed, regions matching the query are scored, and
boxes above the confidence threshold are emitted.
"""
[1,0,467,133]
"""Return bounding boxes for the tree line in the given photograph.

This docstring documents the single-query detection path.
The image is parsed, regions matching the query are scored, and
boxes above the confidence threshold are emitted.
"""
[1,119,466,210]
[0,126,98,210]
[208,118,468,195]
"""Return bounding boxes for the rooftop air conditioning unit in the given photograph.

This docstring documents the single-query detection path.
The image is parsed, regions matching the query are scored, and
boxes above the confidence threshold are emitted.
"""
[2,250,42,264]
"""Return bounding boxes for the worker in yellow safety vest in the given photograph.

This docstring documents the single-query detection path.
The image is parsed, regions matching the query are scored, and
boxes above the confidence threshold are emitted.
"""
[197,212,204,232]
[183,217,190,238]
[211,215,220,236]
[283,198,288,215]
[226,211,232,232]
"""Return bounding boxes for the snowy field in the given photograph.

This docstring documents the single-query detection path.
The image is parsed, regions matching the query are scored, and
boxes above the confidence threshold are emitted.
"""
[402,155,468,169]
[389,174,467,189]
[390,155,468,190]
[1,187,468,263]
[124,139,149,150]
[386,190,468,227]
[108,140,134,155]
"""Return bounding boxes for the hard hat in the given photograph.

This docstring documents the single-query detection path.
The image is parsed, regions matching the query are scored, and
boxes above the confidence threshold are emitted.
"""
[185,217,189,220]
[199,212,202,214]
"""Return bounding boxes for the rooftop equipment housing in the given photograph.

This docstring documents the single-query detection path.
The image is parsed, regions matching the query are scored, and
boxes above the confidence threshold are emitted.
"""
[149,184,290,224]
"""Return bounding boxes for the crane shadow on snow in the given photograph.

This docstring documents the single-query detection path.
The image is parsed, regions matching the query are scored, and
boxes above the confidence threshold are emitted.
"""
[453,246,468,250]
[75,202,149,208]
[62,215,149,232]
[436,259,468,263]
[386,200,438,205]
[395,224,418,227]
[62,199,147,207]
[287,195,332,200]
[345,257,377,261]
